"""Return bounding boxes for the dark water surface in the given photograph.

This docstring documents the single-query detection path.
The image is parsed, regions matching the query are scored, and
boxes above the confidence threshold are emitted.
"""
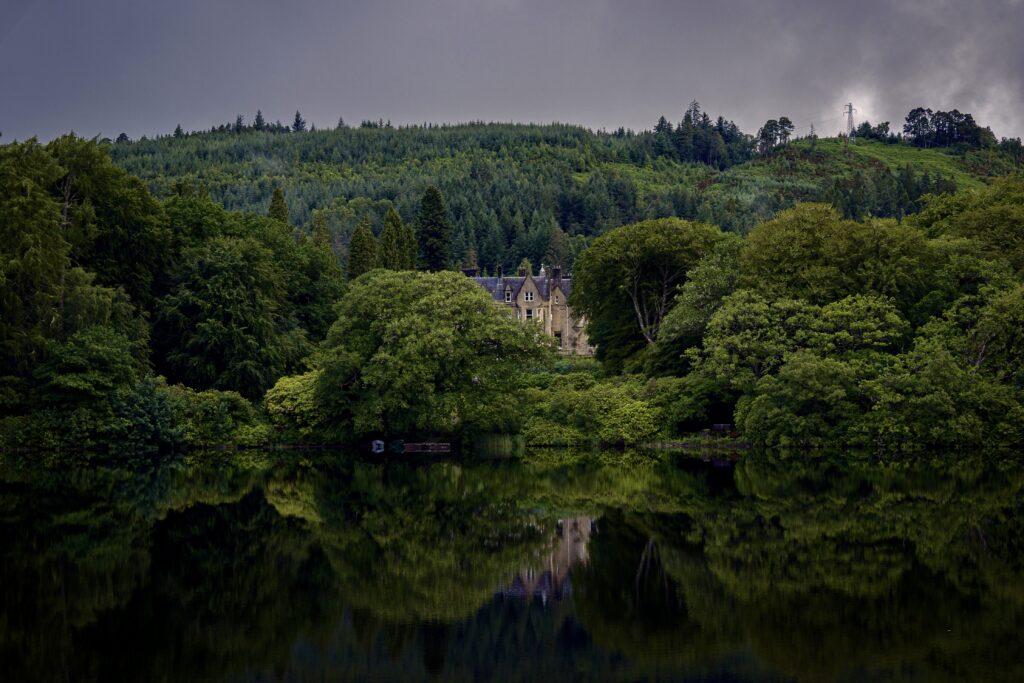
[1,450,1022,682]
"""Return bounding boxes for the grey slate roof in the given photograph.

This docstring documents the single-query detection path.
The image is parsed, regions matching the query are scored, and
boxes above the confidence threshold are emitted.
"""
[470,275,572,302]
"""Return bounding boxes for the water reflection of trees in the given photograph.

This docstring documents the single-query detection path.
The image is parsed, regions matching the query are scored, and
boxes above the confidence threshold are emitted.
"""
[569,453,1024,682]
[0,451,1022,682]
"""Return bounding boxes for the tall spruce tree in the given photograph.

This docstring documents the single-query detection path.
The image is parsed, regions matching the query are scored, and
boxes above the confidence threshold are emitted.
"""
[292,110,306,133]
[268,187,289,224]
[254,110,266,131]
[347,216,378,279]
[312,210,332,247]
[378,208,404,269]
[399,219,418,270]
[416,186,452,271]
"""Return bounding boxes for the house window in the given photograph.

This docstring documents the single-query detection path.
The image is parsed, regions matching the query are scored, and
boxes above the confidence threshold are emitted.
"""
[555,295,560,304]
[525,292,534,302]
[504,289,512,303]
[525,309,533,320]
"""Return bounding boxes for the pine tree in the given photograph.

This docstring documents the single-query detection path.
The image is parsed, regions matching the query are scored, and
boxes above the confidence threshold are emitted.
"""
[234,114,245,133]
[416,186,452,271]
[292,110,306,133]
[399,219,418,270]
[347,216,378,279]
[464,244,479,270]
[269,187,289,224]
[544,226,569,268]
[254,110,266,131]
[312,210,332,247]
[378,208,403,269]
[173,124,184,138]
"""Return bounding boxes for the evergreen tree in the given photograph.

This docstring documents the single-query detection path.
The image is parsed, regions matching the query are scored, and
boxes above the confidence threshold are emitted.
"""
[234,114,245,133]
[312,210,332,247]
[544,226,570,267]
[173,124,184,138]
[268,187,289,224]
[464,244,479,270]
[378,208,403,269]
[292,110,306,133]
[399,219,418,270]
[300,211,344,338]
[416,186,452,271]
[254,110,266,131]
[347,215,378,279]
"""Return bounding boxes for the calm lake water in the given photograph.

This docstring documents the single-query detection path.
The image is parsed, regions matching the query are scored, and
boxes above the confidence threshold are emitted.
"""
[1,449,1021,682]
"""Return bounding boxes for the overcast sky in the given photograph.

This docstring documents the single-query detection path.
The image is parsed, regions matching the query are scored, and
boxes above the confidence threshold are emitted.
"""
[2,0,1022,142]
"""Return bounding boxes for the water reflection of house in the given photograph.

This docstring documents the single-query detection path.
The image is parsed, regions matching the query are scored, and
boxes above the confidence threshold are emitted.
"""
[500,517,593,605]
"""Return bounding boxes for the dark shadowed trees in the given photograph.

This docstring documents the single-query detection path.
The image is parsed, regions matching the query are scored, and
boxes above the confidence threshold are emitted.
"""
[416,187,452,272]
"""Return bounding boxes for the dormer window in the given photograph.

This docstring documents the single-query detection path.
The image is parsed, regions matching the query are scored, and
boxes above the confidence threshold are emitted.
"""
[504,288,512,303]
[525,292,534,302]
[555,295,560,304]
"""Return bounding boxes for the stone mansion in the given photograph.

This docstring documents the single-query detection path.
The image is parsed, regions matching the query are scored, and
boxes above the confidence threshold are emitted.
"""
[466,265,593,355]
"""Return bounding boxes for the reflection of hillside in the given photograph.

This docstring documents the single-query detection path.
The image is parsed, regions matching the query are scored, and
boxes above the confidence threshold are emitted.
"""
[502,516,593,604]
[1,452,1023,683]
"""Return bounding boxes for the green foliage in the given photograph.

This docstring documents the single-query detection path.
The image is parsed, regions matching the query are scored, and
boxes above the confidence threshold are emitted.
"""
[376,208,404,270]
[653,234,742,374]
[718,283,1023,452]
[103,117,1017,279]
[521,371,664,446]
[399,214,418,271]
[154,236,308,399]
[0,138,151,413]
[165,384,270,447]
[34,327,139,405]
[416,186,452,271]
[105,377,185,452]
[907,177,1024,276]
[739,204,930,310]
[268,186,289,224]
[295,226,344,340]
[853,337,1024,453]
[597,399,661,445]
[346,215,378,279]
[694,290,818,393]
[4,119,1023,453]
[263,371,325,441]
[46,134,171,307]
[572,217,725,371]
[310,270,550,439]
[737,351,862,449]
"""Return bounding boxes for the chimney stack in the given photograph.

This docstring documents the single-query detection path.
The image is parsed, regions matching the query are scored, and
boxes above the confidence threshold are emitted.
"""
[552,266,562,283]
[496,265,503,278]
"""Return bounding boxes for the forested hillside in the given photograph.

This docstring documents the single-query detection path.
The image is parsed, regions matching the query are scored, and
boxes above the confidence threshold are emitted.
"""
[110,107,1023,274]
[3,106,1023,454]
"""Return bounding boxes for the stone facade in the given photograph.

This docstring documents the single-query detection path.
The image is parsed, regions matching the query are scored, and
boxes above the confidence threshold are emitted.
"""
[467,266,593,355]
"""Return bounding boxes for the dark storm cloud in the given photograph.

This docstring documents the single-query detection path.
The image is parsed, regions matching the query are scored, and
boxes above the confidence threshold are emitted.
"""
[1,0,1021,141]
